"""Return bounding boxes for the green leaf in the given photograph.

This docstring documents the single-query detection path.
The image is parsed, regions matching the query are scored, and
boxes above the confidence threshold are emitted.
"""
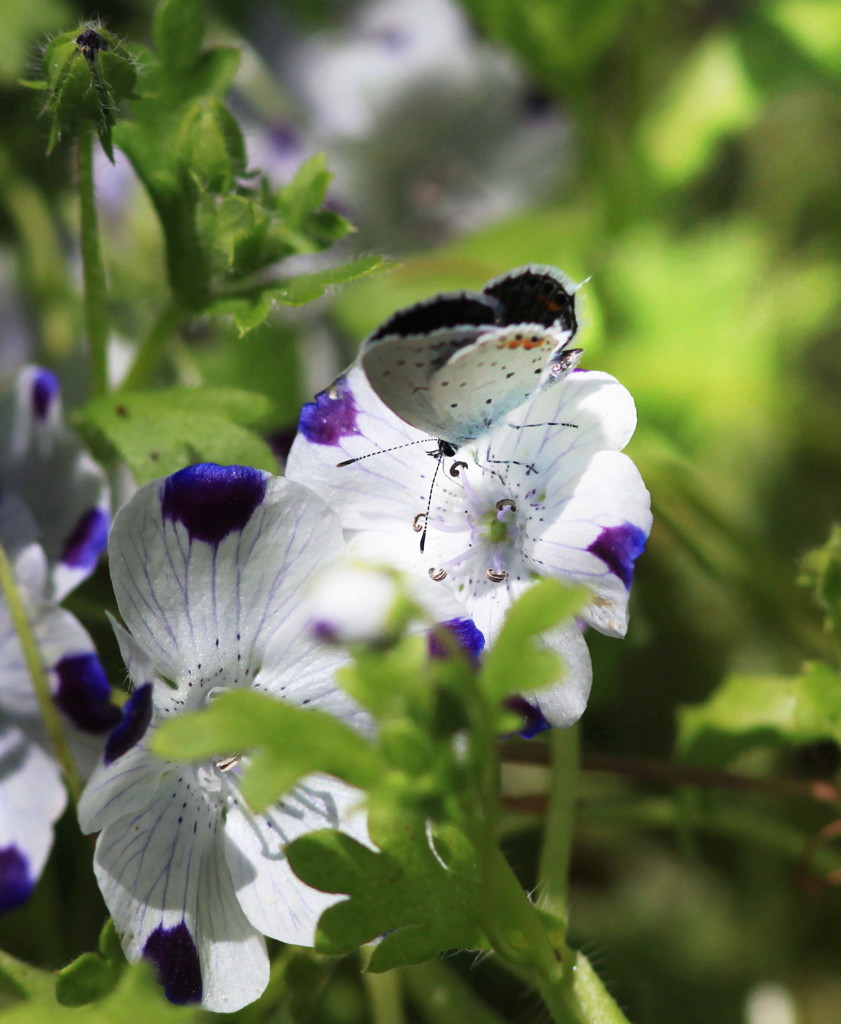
[0,948,56,1001]
[153,0,205,74]
[677,666,841,766]
[55,955,119,1007]
[800,523,841,641]
[176,98,246,193]
[0,960,204,1024]
[288,807,487,971]
[204,255,389,334]
[75,386,277,484]
[481,580,586,708]
[152,690,385,811]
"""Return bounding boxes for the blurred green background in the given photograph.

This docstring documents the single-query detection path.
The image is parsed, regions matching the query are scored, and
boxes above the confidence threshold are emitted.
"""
[1,0,841,1021]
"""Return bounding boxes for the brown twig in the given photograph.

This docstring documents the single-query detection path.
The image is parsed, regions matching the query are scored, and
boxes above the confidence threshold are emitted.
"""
[499,742,841,810]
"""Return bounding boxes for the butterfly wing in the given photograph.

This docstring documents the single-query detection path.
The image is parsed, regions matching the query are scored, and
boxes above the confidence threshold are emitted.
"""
[483,264,579,335]
[361,326,490,441]
[425,324,575,443]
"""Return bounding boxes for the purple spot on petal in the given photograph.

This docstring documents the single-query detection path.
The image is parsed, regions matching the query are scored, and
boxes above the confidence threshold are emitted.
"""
[54,653,120,734]
[269,123,302,154]
[105,684,152,764]
[504,695,551,739]
[61,507,109,570]
[587,523,648,589]
[298,377,361,446]
[143,921,202,1005]
[428,618,485,666]
[0,846,33,913]
[31,369,59,421]
[162,464,267,546]
[312,620,338,643]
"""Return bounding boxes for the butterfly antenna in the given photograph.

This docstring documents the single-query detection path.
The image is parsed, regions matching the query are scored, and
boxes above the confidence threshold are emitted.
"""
[336,438,427,467]
[419,454,445,554]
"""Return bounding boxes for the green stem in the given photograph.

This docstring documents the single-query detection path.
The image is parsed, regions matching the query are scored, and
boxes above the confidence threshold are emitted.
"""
[482,846,585,1024]
[78,128,109,399]
[120,303,183,391]
[0,545,81,804]
[364,970,407,1024]
[538,725,579,920]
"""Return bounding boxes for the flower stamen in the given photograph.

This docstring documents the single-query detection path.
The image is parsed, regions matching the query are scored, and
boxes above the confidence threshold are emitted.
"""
[428,567,447,581]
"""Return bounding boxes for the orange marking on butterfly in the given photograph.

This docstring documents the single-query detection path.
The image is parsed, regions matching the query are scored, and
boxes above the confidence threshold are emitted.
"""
[497,334,551,351]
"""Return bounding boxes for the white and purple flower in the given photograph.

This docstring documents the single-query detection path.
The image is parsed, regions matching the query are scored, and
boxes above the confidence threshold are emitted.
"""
[287,364,652,730]
[78,464,372,1011]
[0,367,115,912]
[0,365,109,601]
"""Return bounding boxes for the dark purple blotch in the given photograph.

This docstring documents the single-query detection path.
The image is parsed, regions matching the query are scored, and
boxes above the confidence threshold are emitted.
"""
[161,464,266,546]
[298,377,361,446]
[105,683,153,764]
[143,921,202,1005]
[269,122,302,154]
[0,846,33,913]
[587,522,648,589]
[31,369,59,421]
[428,617,485,666]
[54,653,120,734]
[504,695,551,739]
[61,507,109,570]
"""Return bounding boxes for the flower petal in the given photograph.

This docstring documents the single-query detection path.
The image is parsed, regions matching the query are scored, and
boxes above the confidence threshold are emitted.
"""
[88,758,268,1011]
[224,773,369,944]
[108,467,346,715]
[0,724,66,912]
[0,366,110,600]
[287,365,438,537]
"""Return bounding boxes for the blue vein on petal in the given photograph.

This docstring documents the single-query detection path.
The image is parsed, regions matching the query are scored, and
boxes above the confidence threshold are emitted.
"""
[428,618,485,666]
[61,507,109,570]
[298,376,361,446]
[504,695,552,739]
[54,653,121,734]
[31,368,59,421]
[0,846,33,913]
[105,683,153,764]
[143,921,203,1005]
[162,464,267,545]
[587,523,648,589]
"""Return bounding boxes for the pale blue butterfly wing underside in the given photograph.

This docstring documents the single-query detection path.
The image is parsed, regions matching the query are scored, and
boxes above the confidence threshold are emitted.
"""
[359,265,583,446]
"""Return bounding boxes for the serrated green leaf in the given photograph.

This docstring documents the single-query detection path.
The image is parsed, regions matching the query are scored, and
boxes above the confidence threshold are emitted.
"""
[481,580,586,708]
[205,256,388,334]
[154,0,204,74]
[288,808,486,970]
[152,690,385,811]
[75,387,277,484]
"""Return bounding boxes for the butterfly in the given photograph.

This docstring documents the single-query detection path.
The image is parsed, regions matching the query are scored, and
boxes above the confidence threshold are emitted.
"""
[359,264,583,448]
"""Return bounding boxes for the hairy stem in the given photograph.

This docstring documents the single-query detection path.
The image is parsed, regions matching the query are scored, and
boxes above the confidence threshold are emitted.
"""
[78,129,109,399]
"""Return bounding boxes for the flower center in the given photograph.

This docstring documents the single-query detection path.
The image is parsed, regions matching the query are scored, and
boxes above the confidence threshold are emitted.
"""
[479,498,517,545]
